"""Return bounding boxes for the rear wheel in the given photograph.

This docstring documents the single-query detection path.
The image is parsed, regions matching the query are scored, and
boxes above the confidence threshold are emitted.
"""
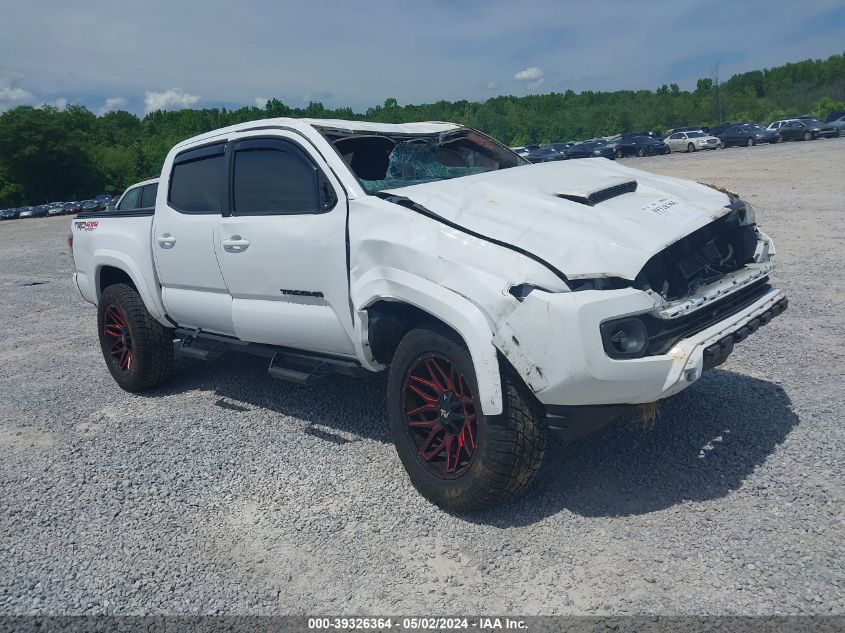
[387,326,547,512]
[746,137,755,147]
[97,283,173,392]
[615,148,623,159]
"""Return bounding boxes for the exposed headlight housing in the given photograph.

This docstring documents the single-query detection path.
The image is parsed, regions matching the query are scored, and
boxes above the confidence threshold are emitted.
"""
[508,283,546,301]
[600,317,648,358]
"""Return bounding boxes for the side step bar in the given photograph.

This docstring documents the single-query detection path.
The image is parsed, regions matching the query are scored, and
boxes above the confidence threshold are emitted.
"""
[174,328,368,384]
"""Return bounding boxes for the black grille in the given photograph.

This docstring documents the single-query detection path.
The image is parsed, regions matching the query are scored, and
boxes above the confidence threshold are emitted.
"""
[642,278,772,355]
[557,180,637,206]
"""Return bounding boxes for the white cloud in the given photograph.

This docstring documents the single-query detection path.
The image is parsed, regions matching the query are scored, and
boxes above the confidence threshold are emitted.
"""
[484,81,500,91]
[514,66,544,81]
[52,97,68,109]
[144,87,201,113]
[0,79,34,112]
[98,97,127,115]
[254,97,268,108]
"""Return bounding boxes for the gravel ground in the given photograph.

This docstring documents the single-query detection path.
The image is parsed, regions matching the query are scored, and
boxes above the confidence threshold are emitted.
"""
[1,138,843,616]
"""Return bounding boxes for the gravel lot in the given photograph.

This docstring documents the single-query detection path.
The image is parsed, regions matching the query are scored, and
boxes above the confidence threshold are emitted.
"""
[1,138,843,616]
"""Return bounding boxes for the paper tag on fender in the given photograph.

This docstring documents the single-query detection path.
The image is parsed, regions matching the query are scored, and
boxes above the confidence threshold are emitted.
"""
[640,197,703,226]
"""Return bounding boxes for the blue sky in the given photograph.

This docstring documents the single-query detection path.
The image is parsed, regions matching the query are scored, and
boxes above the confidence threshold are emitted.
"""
[1,0,843,115]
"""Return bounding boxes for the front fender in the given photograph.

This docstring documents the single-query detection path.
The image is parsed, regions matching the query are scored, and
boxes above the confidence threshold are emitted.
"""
[353,267,504,416]
[93,249,167,323]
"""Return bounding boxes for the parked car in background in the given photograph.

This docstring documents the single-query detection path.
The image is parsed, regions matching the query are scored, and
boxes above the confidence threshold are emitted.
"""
[719,124,768,147]
[511,146,529,157]
[47,202,66,216]
[81,200,99,212]
[824,111,845,133]
[708,122,745,137]
[93,194,114,210]
[549,142,575,153]
[608,136,670,158]
[665,130,721,152]
[63,201,83,214]
[18,206,35,218]
[114,178,159,211]
[614,135,669,157]
[32,205,50,218]
[744,124,780,144]
[1,208,20,220]
[796,117,840,138]
[526,147,565,163]
[773,119,824,142]
[564,140,616,160]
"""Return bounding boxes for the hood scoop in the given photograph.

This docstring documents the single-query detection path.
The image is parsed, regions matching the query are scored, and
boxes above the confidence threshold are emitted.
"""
[556,179,637,206]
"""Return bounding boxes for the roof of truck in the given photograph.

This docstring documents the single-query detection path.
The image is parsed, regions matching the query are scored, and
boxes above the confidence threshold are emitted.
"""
[172,118,462,151]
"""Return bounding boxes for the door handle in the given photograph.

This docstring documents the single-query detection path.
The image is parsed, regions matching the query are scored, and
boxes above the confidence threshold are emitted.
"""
[157,233,176,248]
[222,236,250,252]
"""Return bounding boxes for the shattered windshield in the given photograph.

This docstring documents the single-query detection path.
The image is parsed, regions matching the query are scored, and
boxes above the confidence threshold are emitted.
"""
[317,127,526,193]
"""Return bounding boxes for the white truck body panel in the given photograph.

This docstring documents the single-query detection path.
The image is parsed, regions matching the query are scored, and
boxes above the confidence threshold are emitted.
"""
[71,117,782,417]
[382,159,732,280]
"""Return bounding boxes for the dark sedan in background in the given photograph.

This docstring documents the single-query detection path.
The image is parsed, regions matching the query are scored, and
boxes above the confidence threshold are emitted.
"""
[63,201,83,214]
[525,146,566,163]
[1,208,20,220]
[613,135,669,157]
[564,141,616,160]
[797,117,840,138]
[719,124,771,147]
[777,119,824,141]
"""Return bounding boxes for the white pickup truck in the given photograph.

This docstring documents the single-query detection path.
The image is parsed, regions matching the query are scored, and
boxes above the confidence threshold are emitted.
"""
[71,118,787,511]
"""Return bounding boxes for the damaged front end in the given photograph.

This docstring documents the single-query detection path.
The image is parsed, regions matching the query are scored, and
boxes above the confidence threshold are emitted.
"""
[634,197,768,301]
[491,193,786,413]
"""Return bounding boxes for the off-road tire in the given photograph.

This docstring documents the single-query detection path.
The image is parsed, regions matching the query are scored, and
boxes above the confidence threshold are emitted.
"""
[97,283,173,392]
[387,325,547,512]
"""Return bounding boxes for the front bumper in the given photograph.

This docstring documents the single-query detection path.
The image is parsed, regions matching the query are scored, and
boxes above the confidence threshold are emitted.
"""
[492,283,787,407]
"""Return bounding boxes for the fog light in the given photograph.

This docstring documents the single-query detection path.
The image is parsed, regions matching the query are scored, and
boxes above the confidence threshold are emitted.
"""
[600,317,648,358]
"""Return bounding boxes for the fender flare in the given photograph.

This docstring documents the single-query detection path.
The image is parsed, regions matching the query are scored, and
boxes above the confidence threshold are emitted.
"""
[353,267,504,416]
[93,249,167,322]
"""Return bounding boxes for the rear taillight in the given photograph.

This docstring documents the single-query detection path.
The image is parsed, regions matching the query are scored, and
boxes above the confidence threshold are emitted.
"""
[67,233,73,253]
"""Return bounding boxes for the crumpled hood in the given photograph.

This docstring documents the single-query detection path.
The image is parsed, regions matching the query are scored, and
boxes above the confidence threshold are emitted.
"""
[384,159,733,280]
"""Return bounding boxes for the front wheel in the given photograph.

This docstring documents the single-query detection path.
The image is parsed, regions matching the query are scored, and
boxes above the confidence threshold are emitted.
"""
[615,148,623,159]
[803,131,812,141]
[746,137,755,147]
[636,148,645,157]
[97,283,174,392]
[387,326,547,512]
[687,143,695,153]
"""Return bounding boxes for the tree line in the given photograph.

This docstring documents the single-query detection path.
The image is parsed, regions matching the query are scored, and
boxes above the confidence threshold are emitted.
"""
[1,52,843,206]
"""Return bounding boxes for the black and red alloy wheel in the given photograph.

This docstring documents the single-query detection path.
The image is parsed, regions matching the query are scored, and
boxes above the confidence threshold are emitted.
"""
[402,354,478,479]
[102,305,133,372]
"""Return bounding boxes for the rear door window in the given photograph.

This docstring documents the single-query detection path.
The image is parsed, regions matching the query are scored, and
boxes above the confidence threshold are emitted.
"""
[169,144,227,214]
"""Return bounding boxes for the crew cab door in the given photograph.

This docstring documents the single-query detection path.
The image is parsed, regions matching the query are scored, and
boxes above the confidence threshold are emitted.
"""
[152,142,234,334]
[215,133,355,356]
